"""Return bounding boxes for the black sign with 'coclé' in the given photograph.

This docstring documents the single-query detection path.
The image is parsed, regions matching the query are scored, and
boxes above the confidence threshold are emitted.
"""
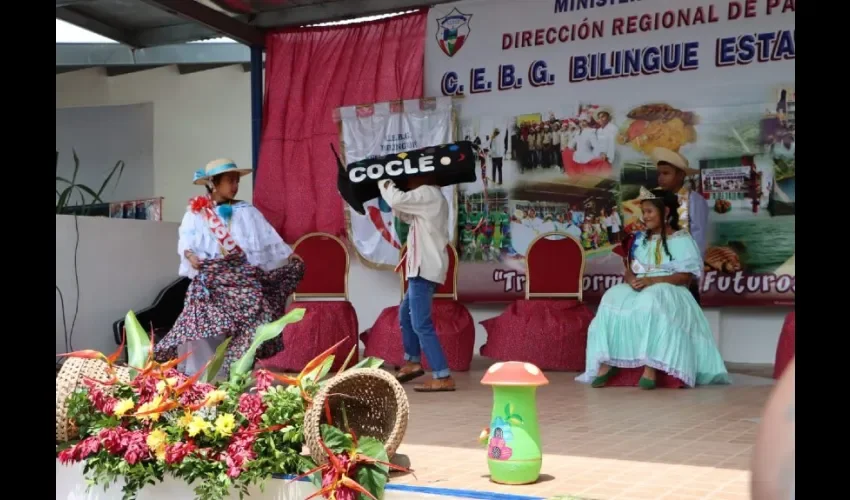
[333,141,476,215]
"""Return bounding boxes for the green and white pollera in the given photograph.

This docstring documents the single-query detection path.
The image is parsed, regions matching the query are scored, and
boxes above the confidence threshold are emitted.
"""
[486,388,543,484]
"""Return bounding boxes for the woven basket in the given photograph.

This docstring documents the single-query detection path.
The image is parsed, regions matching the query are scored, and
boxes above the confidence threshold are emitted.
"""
[304,368,409,464]
[56,358,132,442]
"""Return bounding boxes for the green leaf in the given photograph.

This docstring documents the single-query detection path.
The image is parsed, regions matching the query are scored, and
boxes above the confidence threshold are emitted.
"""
[355,464,388,500]
[319,424,353,453]
[504,403,515,418]
[507,416,523,426]
[202,336,232,383]
[124,310,152,377]
[230,308,306,382]
[356,437,388,463]
[352,357,385,370]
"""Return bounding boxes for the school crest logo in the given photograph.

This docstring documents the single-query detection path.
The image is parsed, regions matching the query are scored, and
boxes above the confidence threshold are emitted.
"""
[436,8,471,58]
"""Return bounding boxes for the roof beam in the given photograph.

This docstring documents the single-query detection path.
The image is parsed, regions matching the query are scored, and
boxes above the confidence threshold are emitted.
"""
[136,0,264,46]
[56,43,250,68]
[106,66,167,77]
[55,7,139,46]
[251,0,452,28]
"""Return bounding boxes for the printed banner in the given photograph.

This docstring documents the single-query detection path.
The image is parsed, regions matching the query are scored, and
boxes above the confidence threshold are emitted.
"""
[426,0,795,305]
[337,98,456,268]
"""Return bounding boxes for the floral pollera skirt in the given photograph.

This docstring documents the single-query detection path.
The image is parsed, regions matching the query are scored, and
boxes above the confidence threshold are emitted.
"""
[154,252,305,374]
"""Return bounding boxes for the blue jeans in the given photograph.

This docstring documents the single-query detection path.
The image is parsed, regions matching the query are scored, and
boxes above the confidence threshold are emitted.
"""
[399,277,451,379]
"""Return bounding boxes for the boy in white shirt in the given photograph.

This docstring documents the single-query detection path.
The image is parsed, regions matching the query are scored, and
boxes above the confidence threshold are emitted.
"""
[379,175,456,392]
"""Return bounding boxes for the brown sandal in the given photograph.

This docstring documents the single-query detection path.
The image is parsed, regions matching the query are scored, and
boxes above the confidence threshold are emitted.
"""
[396,364,425,384]
[414,377,456,392]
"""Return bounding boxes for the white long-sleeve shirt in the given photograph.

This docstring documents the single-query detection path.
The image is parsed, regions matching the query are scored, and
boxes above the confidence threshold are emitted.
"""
[379,181,449,285]
[489,136,504,158]
[595,122,618,161]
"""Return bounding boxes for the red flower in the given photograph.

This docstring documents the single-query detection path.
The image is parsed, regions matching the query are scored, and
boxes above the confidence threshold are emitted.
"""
[238,393,266,424]
[98,427,129,455]
[178,381,215,407]
[123,430,151,465]
[130,374,159,405]
[254,369,274,392]
[83,378,119,414]
[165,440,197,465]
[189,196,212,213]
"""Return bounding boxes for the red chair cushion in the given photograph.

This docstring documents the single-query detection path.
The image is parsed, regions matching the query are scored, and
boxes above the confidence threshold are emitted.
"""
[361,301,474,371]
[257,301,358,373]
[293,234,347,297]
[480,299,594,371]
[526,236,583,295]
[774,311,795,379]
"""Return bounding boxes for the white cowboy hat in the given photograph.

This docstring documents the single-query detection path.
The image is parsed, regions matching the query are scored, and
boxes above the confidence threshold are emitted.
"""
[650,147,698,176]
[592,106,614,122]
[193,158,253,185]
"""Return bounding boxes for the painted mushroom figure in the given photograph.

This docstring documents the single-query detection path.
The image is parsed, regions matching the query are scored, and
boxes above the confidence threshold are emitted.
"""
[481,361,549,485]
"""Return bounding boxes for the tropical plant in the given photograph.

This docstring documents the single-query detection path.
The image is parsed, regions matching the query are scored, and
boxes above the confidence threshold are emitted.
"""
[56,149,125,214]
[56,309,393,500]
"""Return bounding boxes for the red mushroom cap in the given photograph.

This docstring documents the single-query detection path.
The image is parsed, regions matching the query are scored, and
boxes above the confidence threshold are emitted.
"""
[481,362,549,387]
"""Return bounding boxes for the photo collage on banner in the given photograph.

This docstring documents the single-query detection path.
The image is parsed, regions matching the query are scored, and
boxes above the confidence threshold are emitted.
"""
[336,98,456,269]
[426,0,795,305]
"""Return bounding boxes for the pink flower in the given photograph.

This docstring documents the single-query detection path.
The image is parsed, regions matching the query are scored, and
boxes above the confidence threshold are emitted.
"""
[165,440,197,465]
[58,447,77,465]
[123,430,151,465]
[238,393,266,424]
[254,370,274,392]
[488,439,513,460]
[98,427,129,455]
[78,437,101,459]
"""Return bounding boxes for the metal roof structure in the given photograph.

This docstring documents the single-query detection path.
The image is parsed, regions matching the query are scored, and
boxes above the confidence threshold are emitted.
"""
[56,42,252,75]
[56,0,453,48]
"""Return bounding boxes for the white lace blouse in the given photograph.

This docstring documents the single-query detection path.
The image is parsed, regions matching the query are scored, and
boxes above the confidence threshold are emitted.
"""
[177,201,293,279]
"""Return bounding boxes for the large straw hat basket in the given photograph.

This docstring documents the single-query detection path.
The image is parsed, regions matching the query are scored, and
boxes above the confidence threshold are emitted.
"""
[304,368,409,464]
[56,358,132,442]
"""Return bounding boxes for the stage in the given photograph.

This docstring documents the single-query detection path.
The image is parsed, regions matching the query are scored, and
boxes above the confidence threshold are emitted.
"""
[389,362,773,500]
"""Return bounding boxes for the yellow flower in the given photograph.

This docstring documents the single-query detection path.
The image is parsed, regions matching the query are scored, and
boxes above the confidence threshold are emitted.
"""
[136,395,164,422]
[178,411,194,428]
[204,390,228,407]
[214,413,236,437]
[154,445,166,461]
[146,429,167,451]
[113,399,135,417]
[155,377,179,394]
[187,416,212,437]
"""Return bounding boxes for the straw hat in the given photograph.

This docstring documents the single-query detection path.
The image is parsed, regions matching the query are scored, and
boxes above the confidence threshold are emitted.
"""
[650,147,698,176]
[193,158,252,185]
[592,106,613,122]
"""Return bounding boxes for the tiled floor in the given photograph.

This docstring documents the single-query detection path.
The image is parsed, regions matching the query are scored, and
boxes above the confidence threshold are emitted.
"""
[389,367,773,500]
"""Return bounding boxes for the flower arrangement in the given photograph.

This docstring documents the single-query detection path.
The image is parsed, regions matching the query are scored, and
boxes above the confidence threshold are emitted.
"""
[56,309,397,500]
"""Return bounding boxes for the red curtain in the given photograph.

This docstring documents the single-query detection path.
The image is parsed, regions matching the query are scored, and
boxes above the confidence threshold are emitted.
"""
[255,11,426,243]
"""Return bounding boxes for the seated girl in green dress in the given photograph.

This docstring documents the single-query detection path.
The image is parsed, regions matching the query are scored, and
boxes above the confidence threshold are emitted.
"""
[576,188,729,390]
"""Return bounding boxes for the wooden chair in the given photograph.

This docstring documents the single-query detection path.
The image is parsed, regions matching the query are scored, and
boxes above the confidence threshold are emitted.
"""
[361,244,475,372]
[257,233,359,373]
[480,232,594,371]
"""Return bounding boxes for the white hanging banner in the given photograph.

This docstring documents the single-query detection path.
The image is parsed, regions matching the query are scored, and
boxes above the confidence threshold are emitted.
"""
[337,97,456,269]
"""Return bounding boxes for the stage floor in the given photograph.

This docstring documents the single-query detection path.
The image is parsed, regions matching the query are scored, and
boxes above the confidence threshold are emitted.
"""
[389,366,773,500]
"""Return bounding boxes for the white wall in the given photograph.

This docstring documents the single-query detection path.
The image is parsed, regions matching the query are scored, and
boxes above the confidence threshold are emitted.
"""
[56,215,179,356]
[56,65,253,223]
[55,66,789,365]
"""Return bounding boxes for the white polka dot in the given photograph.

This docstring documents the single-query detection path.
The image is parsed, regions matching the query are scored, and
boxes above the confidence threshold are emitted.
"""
[440,156,451,165]
[523,363,540,375]
[488,362,505,374]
